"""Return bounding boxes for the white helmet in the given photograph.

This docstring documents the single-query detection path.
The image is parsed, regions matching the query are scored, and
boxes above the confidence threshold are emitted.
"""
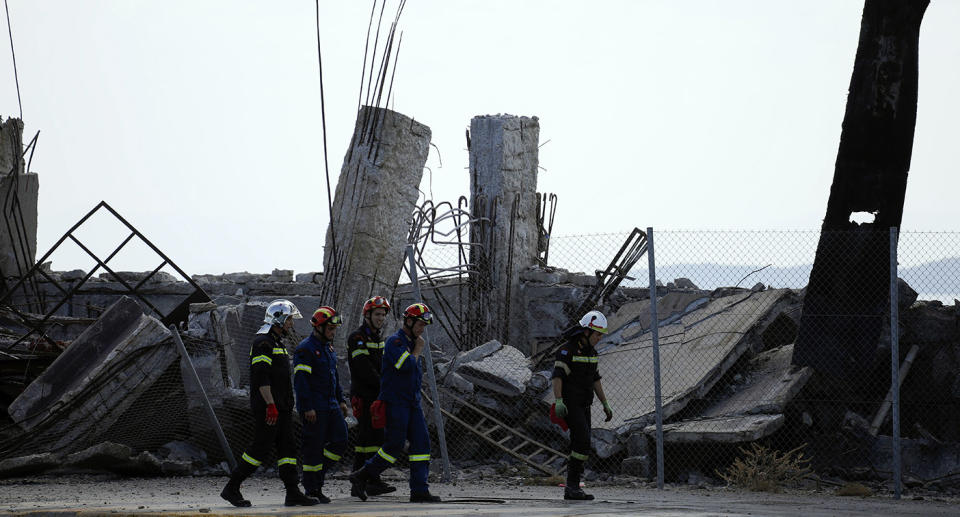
[256,299,303,334]
[579,310,608,334]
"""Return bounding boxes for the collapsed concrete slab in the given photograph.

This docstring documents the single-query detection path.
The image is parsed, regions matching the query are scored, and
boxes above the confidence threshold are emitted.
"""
[557,289,790,440]
[456,344,532,397]
[608,291,710,340]
[7,296,175,452]
[699,344,813,419]
[650,414,786,444]
[321,106,431,353]
[640,344,810,444]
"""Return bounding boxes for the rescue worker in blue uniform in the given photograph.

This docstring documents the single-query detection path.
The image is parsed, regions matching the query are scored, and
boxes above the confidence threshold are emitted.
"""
[552,310,614,501]
[346,296,396,496]
[220,299,318,508]
[349,303,442,503]
[293,306,350,503]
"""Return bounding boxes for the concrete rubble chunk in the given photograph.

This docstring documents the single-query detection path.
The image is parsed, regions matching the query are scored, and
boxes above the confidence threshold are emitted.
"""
[98,271,179,284]
[64,442,133,470]
[0,453,60,478]
[7,296,176,451]
[439,340,503,376]
[295,272,323,283]
[645,414,786,443]
[621,455,652,478]
[457,344,532,397]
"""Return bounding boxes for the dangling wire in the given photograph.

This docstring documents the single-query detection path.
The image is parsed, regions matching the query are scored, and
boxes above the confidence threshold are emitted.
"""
[315,0,337,256]
[4,0,23,119]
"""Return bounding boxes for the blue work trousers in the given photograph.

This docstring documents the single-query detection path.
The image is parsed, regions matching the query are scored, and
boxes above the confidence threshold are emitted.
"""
[300,408,348,491]
[363,403,431,494]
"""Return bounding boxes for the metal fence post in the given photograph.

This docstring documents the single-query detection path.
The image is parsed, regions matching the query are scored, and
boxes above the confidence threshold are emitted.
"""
[170,325,237,472]
[407,244,453,482]
[889,227,901,499]
[646,227,664,489]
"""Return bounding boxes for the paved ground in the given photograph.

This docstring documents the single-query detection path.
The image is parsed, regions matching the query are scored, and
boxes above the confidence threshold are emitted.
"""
[1,475,958,516]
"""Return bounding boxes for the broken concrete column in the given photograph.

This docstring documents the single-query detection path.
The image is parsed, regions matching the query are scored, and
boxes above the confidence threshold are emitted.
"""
[321,106,431,352]
[794,0,929,380]
[7,296,176,452]
[0,117,38,292]
[468,114,540,352]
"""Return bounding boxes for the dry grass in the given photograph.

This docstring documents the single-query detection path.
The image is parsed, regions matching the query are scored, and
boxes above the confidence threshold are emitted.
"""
[717,443,812,492]
[522,474,565,486]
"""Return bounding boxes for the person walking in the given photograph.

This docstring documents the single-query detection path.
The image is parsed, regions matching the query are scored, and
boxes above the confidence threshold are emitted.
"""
[551,310,614,501]
[220,299,318,507]
[293,306,350,503]
[346,296,396,497]
[349,302,442,503]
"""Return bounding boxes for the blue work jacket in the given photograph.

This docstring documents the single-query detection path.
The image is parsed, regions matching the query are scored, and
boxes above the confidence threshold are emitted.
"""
[378,329,422,407]
[293,332,344,412]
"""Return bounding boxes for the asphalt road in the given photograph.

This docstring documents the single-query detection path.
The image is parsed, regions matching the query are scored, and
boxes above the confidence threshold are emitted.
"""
[1,475,958,516]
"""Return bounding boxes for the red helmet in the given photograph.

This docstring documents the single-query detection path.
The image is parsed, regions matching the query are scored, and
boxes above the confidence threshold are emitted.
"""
[363,296,391,314]
[311,306,342,327]
[403,303,433,325]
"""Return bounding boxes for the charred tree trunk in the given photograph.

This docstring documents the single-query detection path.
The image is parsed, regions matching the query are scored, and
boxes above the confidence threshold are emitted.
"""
[793,0,929,380]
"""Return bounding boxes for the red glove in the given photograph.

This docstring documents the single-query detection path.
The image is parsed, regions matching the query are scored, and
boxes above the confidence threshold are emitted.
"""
[351,396,363,418]
[265,403,279,425]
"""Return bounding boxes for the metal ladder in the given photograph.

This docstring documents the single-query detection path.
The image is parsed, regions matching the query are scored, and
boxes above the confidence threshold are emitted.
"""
[423,388,566,476]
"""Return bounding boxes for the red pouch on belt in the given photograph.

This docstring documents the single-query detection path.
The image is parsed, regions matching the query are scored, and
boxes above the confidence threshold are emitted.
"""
[549,402,569,431]
[370,400,386,429]
[351,395,363,418]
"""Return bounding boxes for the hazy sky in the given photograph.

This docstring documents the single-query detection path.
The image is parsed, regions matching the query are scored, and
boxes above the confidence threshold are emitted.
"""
[1,1,958,276]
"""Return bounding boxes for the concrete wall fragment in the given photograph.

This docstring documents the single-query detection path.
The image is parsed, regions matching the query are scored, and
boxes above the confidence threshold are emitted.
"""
[7,296,176,453]
[0,117,38,289]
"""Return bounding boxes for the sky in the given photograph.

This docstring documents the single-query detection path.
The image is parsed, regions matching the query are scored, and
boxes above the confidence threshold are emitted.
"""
[1,1,958,276]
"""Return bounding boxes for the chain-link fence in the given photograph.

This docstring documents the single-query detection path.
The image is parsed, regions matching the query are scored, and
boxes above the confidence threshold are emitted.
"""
[401,228,960,493]
[1,229,958,495]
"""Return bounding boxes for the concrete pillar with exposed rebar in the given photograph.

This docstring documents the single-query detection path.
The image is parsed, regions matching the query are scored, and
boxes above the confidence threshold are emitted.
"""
[320,106,431,353]
[468,114,540,353]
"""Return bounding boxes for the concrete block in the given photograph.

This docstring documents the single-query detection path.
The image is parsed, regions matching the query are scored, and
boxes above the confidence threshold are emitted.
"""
[0,453,60,478]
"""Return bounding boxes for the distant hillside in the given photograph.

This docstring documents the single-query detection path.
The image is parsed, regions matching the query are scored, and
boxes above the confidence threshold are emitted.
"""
[618,257,960,302]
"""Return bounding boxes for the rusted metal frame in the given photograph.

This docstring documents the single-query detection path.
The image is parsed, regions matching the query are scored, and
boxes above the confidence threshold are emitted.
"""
[531,228,648,365]
[98,202,209,297]
[0,201,107,308]
[3,265,103,350]
[68,233,165,319]
[132,260,169,292]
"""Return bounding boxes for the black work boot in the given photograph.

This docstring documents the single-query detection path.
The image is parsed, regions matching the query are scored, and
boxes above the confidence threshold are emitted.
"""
[366,476,397,496]
[220,483,251,507]
[410,491,442,503]
[564,488,595,501]
[348,467,373,501]
[304,488,331,504]
[284,485,319,507]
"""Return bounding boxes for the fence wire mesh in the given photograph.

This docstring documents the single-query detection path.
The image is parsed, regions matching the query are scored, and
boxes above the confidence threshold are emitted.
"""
[1,229,958,491]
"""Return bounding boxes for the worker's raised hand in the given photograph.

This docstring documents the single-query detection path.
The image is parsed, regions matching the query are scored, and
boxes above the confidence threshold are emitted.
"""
[413,336,425,356]
[340,402,349,418]
[304,409,317,423]
[265,403,279,425]
[554,398,568,418]
[602,400,613,422]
